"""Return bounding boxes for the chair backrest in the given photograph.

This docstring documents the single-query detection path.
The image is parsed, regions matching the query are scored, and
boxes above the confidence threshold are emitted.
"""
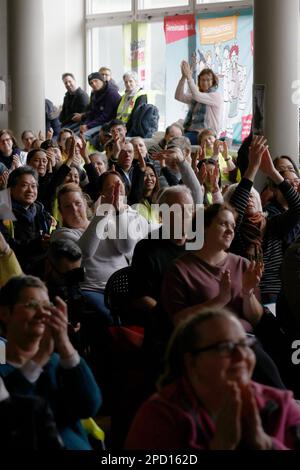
[104,266,132,323]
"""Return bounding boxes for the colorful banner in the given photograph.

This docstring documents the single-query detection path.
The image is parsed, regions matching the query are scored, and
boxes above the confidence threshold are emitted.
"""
[198,16,238,44]
[164,14,196,44]
[123,22,150,87]
[165,9,253,144]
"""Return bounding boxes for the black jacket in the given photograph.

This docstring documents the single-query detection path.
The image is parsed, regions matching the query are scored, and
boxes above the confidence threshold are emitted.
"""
[59,87,89,126]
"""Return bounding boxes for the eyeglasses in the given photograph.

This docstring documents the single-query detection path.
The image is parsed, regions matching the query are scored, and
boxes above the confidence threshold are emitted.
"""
[18,300,54,312]
[191,336,257,357]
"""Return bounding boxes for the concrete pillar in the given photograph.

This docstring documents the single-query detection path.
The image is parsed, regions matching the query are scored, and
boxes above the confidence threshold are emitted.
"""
[254,0,299,168]
[7,0,45,140]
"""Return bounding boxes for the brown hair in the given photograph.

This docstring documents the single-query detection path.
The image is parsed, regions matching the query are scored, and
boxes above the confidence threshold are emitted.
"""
[204,203,237,229]
[197,68,219,91]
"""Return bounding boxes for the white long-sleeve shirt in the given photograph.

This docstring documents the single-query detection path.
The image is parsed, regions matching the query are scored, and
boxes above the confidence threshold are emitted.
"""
[51,207,149,291]
[175,76,223,136]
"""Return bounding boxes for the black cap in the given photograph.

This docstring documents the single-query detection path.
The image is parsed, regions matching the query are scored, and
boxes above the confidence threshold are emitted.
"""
[88,72,104,84]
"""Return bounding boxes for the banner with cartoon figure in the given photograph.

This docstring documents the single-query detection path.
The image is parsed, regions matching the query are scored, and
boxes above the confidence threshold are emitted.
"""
[164,8,253,144]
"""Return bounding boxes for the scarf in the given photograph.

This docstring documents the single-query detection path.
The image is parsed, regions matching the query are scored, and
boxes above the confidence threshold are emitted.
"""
[118,87,140,115]
[183,85,217,131]
[12,200,37,224]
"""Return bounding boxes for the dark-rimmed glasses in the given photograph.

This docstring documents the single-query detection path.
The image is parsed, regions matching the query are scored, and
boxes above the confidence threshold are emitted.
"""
[191,336,257,357]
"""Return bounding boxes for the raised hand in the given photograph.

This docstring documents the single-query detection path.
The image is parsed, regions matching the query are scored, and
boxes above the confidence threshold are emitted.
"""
[248,135,268,171]
[38,130,45,141]
[47,296,76,359]
[197,162,207,185]
[0,170,9,189]
[78,135,89,161]
[136,145,146,171]
[181,60,192,79]
[191,147,202,174]
[213,139,223,158]
[259,147,283,185]
[201,140,207,159]
[11,154,21,170]
[242,261,263,295]
[208,164,220,193]
[241,384,272,449]
[218,270,231,306]
[210,381,242,450]
[47,151,56,168]
[46,127,54,140]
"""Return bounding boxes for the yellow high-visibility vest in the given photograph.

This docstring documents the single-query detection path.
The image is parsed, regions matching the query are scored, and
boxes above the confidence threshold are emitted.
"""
[116,90,147,124]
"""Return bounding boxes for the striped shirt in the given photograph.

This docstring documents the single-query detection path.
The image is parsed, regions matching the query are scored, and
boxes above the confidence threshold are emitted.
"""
[229,178,300,301]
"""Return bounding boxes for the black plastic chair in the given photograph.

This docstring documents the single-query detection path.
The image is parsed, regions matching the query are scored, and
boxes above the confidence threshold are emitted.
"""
[104,266,133,325]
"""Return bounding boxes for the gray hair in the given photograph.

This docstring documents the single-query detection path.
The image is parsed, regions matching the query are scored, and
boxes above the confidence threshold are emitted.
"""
[155,184,193,205]
[123,71,139,84]
[89,152,108,166]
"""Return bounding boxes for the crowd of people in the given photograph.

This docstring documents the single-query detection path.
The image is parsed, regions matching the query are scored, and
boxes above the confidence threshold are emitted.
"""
[1,62,300,451]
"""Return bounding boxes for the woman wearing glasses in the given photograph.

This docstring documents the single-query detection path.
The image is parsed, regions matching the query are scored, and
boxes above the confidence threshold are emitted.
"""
[0,275,101,450]
[126,309,300,449]
[175,62,223,144]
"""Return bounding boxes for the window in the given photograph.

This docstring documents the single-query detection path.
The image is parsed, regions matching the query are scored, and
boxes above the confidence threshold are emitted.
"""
[90,0,132,14]
[138,0,188,8]
[89,22,166,129]
[197,0,242,3]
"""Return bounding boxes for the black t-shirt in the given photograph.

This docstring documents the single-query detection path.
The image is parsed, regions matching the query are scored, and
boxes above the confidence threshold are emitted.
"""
[131,227,186,301]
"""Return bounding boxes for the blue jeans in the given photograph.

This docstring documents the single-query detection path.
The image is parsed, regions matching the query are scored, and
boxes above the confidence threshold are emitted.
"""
[81,289,113,325]
[184,131,199,145]
[81,125,102,141]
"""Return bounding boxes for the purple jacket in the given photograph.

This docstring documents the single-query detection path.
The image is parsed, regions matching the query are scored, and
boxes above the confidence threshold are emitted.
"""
[126,378,300,450]
[83,81,121,129]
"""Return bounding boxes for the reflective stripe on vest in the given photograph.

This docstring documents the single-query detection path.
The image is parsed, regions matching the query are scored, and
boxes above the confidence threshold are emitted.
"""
[116,90,146,124]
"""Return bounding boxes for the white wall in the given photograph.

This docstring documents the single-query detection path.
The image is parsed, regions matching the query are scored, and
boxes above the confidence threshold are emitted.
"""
[44,0,86,108]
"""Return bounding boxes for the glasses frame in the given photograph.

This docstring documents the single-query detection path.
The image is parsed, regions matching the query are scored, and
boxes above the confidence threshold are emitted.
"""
[17,300,54,312]
[190,335,257,357]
